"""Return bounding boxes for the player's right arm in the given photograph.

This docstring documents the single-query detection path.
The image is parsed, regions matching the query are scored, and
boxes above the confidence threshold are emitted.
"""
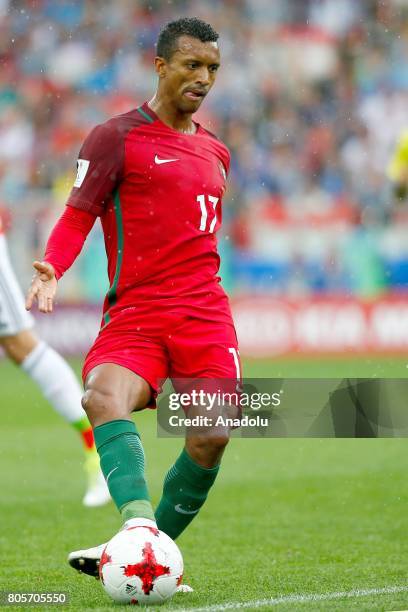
[25,207,96,312]
[26,261,57,314]
[26,120,124,314]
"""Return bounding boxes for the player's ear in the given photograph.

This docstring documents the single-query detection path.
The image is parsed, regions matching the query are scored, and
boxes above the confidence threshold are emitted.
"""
[154,56,167,78]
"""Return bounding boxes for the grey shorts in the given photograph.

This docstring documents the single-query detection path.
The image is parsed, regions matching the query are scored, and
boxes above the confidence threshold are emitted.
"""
[0,233,34,337]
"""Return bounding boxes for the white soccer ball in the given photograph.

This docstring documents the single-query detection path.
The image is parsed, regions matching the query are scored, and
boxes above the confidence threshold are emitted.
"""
[99,524,183,605]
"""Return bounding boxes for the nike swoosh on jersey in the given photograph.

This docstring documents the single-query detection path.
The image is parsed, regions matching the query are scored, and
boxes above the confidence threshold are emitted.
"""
[174,504,199,515]
[154,155,179,165]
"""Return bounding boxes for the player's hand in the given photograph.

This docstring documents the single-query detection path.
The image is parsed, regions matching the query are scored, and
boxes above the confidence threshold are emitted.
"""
[25,261,58,313]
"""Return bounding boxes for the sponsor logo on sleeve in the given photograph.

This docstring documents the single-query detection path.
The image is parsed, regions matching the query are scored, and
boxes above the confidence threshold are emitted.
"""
[74,159,90,188]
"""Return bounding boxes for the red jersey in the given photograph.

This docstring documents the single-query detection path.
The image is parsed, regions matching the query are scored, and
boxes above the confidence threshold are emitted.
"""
[67,102,232,326]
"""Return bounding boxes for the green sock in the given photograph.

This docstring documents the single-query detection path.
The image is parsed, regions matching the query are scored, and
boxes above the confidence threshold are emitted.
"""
[94,419,155,521]
[155,448,220,539]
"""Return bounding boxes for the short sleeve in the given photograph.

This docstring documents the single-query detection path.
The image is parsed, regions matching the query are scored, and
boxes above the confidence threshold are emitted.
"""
[67,121,124,216]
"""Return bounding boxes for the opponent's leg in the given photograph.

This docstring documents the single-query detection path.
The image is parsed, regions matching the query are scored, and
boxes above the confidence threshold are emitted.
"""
[1,330,110,507]
[0,230,108,505]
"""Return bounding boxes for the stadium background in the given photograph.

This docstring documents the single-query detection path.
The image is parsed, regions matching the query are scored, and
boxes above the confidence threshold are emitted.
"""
[1,0,408,359]
[2,2,408,610]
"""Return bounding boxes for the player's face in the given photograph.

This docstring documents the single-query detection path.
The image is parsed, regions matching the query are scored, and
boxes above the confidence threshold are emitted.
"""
[158,36,220,113]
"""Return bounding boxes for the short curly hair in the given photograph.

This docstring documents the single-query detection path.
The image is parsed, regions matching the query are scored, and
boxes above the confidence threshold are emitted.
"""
[156,17,219,61]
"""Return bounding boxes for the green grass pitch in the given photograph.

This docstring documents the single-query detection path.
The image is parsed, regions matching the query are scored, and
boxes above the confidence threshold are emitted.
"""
[1,355,408,611]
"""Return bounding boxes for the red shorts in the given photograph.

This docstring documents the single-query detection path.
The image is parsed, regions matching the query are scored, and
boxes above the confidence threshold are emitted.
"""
[83,310,241,402]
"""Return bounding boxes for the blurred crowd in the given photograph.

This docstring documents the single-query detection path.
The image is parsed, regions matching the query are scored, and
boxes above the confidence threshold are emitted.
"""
[1,0,408,300]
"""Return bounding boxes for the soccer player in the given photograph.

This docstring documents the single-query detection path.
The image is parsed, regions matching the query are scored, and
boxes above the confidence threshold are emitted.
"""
[0,213,110,507]
[26,17,241,580]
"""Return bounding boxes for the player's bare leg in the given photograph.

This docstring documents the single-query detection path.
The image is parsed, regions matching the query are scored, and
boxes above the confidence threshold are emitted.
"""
[82,362,151,425]
[0,329,110,507]
[186,431,229,468]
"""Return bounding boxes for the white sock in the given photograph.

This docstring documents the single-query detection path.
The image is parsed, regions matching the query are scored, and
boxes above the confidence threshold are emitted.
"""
[21,341,86,424]
[122,518,158,529]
